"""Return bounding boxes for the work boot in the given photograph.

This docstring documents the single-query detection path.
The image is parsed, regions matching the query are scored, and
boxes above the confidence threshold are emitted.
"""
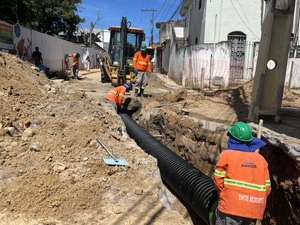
[140,89,144,97]
[135,89,139,96]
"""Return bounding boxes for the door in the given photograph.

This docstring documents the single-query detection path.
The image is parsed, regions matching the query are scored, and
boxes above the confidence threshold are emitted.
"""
[228,31,247,85]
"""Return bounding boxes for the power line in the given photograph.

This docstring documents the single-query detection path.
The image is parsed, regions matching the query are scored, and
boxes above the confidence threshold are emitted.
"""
[142,9,157,46]
[230,0,258,39]
[155,0,168,20]
[169,1,183,21]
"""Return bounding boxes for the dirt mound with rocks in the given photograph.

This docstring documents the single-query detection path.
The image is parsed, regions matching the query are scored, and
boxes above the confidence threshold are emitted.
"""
[0,52,190,225]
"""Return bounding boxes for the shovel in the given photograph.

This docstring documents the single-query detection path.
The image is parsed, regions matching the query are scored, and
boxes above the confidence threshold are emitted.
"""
[96,138,127,166]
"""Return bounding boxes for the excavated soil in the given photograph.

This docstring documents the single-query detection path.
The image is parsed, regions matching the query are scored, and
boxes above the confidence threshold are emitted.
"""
[0,52,299,225]
[0,52,190,225]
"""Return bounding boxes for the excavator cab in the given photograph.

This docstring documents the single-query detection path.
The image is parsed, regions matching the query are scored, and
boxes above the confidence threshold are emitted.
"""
[101,17,145,86]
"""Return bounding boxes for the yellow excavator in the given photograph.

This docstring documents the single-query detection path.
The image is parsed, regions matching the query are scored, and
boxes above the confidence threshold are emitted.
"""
[101,17,145,86]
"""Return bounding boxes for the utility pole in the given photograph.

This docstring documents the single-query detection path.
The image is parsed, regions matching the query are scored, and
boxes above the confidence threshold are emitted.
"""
[141,9,157,46]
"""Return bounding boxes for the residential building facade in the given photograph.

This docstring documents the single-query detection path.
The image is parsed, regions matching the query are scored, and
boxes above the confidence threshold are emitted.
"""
[180,0,262,45]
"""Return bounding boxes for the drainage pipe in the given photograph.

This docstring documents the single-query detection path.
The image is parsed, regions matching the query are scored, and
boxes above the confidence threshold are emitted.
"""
[119,113,219,225]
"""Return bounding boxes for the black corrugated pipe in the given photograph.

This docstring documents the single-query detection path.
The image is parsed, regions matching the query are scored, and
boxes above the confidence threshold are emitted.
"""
[119,112,219,225]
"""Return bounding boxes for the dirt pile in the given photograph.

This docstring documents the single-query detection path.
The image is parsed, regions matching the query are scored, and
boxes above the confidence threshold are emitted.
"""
[0,52,190,225]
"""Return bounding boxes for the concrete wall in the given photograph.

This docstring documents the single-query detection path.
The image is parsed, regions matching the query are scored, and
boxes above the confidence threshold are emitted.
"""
[286,58,300,88]
[168,28,231,88]
[166,24,300,88]
[13,24,101,72]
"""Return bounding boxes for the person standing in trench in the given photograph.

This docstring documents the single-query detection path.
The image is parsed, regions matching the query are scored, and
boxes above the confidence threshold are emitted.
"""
[214,121,271,225]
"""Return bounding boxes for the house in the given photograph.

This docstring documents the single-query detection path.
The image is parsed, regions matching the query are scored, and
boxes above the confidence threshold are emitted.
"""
[180,0,262,45]
[156,20,185,73]
[155,0,300,89]
[176,0,263,86]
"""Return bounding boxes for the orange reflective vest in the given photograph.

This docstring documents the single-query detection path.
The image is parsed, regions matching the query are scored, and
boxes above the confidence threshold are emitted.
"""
[133,51,151,72]
[69,54,79,67]
[105,86,126,107]
[214,150,271,219]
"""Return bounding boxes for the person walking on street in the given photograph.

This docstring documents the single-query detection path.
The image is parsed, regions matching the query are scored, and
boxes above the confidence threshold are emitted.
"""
[105,83,131,112]
[69,53,80,79]
[213,121,271,225]
[133,43,151,97]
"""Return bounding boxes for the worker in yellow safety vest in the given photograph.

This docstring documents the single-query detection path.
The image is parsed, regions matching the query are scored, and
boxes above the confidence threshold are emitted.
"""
[214,121,271,225]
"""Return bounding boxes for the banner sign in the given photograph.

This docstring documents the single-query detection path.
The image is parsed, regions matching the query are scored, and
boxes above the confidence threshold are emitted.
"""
[0,20,14,52]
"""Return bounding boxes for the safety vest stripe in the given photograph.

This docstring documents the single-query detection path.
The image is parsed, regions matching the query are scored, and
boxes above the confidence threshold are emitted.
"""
[108,90,117,95]
[266,180,271,186]
[137,61,148,65]
[119,93,124,97]
[224,178,267,191]
[214,169,226,177]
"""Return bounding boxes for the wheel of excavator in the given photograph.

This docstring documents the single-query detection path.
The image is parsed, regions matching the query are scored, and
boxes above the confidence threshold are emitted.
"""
[101,66,110,83]
[125,74,131,84]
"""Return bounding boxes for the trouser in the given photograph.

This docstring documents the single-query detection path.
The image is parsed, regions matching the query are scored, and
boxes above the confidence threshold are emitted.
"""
[103,98,117,112]
[135,71,149,96]
[72,65,79,79]
[215,209,256,225]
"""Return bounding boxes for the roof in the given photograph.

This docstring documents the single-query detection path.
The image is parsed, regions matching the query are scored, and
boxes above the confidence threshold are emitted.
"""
[109,26,144,34]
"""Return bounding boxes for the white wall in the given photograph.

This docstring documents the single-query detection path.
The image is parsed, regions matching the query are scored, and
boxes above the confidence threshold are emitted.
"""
[181,0,262,44]
[98,29,110,51]
[13,25,101,72]
[168,29,231,88]
[166,24,300,89]
[205,0,261,43]
[286,58,300,88]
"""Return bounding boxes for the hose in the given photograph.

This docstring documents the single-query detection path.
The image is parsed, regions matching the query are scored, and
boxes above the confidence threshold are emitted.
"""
[119,112,219,225]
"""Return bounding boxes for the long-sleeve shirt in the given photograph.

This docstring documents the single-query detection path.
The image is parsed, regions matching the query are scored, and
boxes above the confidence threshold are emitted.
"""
[214,149,271,219]
[133,51,151,72]
[105,86,126,107]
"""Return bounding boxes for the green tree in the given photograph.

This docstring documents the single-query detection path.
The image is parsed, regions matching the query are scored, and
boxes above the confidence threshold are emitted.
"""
[0,0,84,41]
[0,0,37,25]
[34,0,84,41]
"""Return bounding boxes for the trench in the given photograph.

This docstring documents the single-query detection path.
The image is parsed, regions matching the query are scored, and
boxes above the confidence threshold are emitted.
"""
[120,112,219,225]
[120,102,300,225]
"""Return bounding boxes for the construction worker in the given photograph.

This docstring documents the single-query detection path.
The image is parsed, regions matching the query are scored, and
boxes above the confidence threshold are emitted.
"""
[214,121,271,225]
[105,83,131,112]
[69,53,80,79]
[32,47,43,67]
[133,43,151,97]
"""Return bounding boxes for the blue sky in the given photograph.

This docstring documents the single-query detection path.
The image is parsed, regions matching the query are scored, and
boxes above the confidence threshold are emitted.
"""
[77,0,183,43]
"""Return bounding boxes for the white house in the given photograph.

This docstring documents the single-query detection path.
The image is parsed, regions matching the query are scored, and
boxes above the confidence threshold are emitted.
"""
[180,0,262,45]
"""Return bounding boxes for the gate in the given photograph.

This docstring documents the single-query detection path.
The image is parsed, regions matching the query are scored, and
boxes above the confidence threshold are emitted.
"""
[228,31,247,85]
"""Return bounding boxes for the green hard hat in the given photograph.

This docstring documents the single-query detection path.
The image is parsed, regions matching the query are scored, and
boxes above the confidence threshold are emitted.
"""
[228,121,253,142]
[140,43,147,51]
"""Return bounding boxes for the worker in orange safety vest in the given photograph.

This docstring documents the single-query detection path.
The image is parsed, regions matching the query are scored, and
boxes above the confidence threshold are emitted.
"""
[69,53,80,79]
[132,43,151,97]
[105,83,131,111]
[213,121,271,225]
